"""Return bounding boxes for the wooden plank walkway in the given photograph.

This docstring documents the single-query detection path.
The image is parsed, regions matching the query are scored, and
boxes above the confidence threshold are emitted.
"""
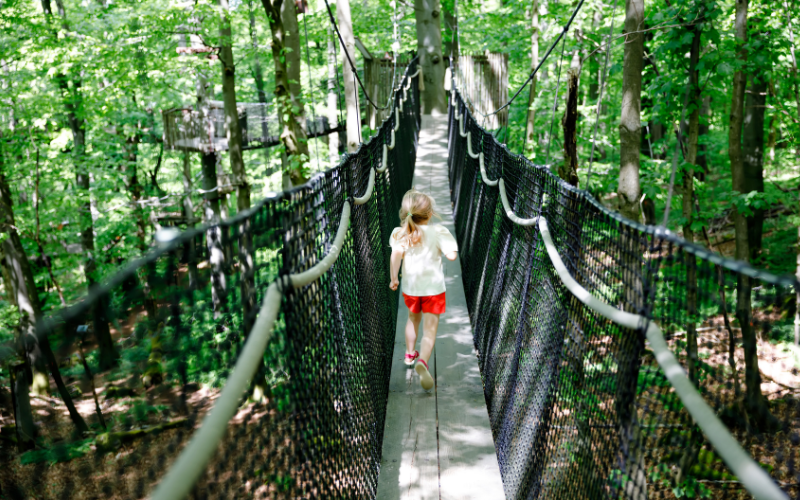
[376,116,505,500]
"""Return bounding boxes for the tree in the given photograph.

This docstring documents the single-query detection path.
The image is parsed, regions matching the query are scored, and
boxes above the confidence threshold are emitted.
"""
[336,0,361,152]
[617,0,644,224]
[261,0,311,185]
[415,0,446,114]
[42,0,119,372]
[727,0,776,431]
[615,1,648,498]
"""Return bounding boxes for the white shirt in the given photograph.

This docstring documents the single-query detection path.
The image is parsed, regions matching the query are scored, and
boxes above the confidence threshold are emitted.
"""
[389,224,459,296]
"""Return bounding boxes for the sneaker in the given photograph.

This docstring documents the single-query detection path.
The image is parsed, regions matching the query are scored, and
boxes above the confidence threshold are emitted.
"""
[404,350,420,366]
[415,359,434,391]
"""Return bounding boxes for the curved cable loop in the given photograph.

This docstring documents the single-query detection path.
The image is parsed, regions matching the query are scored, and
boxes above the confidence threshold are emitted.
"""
[466,131,480,159]
[498,178,538,226]
[353,167,375,205]
[393,107,401,132]
[537,217,789,500]
[378,144,389,173]
[150,201,354,500]
[387,129,396,150]
[458,112,467,137]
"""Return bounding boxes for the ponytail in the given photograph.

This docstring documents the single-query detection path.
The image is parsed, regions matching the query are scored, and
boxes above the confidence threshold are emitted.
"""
[394,189,436,248]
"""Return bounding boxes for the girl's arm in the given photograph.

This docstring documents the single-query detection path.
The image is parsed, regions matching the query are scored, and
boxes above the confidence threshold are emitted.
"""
[444,251,457,261]
[389,249,403,290]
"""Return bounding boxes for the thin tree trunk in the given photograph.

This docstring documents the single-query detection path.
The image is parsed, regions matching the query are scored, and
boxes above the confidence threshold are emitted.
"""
[728,0,775,431]
[282,0,306,133]
[181,153,199,289]
[262,0,311,184]
[524,0,539,156]
[616,0,647,497]
[337,0,361,151]
[414,0,446,114]
[683,20,702,385]
[219,0,255,337]
[560,68,579,187]
[675,19,703,484]
[327,26,341,164]
[202,153,227,317]
[743,73,767,261]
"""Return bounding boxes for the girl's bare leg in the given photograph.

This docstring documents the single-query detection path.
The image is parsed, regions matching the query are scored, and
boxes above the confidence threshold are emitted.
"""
[419,313,440,363]
[405,311,422,354]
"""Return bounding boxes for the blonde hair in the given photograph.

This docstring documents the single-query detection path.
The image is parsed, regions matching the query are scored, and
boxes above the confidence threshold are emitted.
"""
[394,189,437,247]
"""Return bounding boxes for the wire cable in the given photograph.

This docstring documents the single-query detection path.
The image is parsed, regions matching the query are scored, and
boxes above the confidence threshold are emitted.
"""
[460,0,586,118]
[322,0,393,111]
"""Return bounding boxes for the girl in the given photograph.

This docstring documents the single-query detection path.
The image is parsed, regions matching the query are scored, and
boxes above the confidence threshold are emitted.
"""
[389,189,458,391]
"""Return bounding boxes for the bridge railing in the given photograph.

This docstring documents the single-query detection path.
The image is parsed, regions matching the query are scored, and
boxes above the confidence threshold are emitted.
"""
[448,88,799,500]
[2,60,420,499]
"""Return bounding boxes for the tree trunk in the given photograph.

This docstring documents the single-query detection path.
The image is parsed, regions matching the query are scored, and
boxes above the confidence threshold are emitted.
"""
[560,68,579,187]
[282,0,307,132]
[181,153,199,290]
[336,0,361,151]
[327,26,341,164]
[616,1,647,497]
[202,153,227,318]
[617,0,645,223]
[696,96,710,177]
[675,20,703,484]
[682,21,702,385]
[414,0,446,114]
[728,0,775,431]
[218,0,255,336]
[743,73,767,261]
[262,0,311,184]
[0,146,88,435]
[219,0,250,214]
[524,0,539,157]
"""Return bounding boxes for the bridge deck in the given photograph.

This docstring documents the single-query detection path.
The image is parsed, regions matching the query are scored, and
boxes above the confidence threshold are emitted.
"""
[376,115,505,500]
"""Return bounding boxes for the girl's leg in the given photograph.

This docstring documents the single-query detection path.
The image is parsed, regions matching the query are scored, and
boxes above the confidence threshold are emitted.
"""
[419,313,440,363]
[405,311,423,354]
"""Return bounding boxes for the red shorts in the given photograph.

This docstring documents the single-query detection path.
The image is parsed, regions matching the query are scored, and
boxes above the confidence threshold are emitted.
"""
[403,292,447,314]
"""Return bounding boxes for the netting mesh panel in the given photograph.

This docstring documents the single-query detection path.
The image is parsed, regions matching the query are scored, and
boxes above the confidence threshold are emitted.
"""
[0,63,420,499]
[448,90,800,500]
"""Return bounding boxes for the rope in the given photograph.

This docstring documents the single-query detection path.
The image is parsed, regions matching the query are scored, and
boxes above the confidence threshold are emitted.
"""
[322,0,393,111]
[586,0,619,190]
[302,10,321,173]
[544,36,567,168]
[461,0,586,119]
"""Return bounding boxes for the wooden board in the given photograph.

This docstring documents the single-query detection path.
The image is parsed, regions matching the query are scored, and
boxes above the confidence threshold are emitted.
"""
[376,115,505,500]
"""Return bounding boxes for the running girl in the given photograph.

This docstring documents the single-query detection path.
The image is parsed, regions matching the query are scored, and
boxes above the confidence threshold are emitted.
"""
[389,189,458,391]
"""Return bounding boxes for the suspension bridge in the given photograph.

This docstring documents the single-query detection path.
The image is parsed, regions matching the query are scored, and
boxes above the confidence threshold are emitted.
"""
[3,55,799,500]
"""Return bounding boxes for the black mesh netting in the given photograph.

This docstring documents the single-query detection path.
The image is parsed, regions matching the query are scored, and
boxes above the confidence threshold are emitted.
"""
[448,89,800,500]
[0,62,420,499]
